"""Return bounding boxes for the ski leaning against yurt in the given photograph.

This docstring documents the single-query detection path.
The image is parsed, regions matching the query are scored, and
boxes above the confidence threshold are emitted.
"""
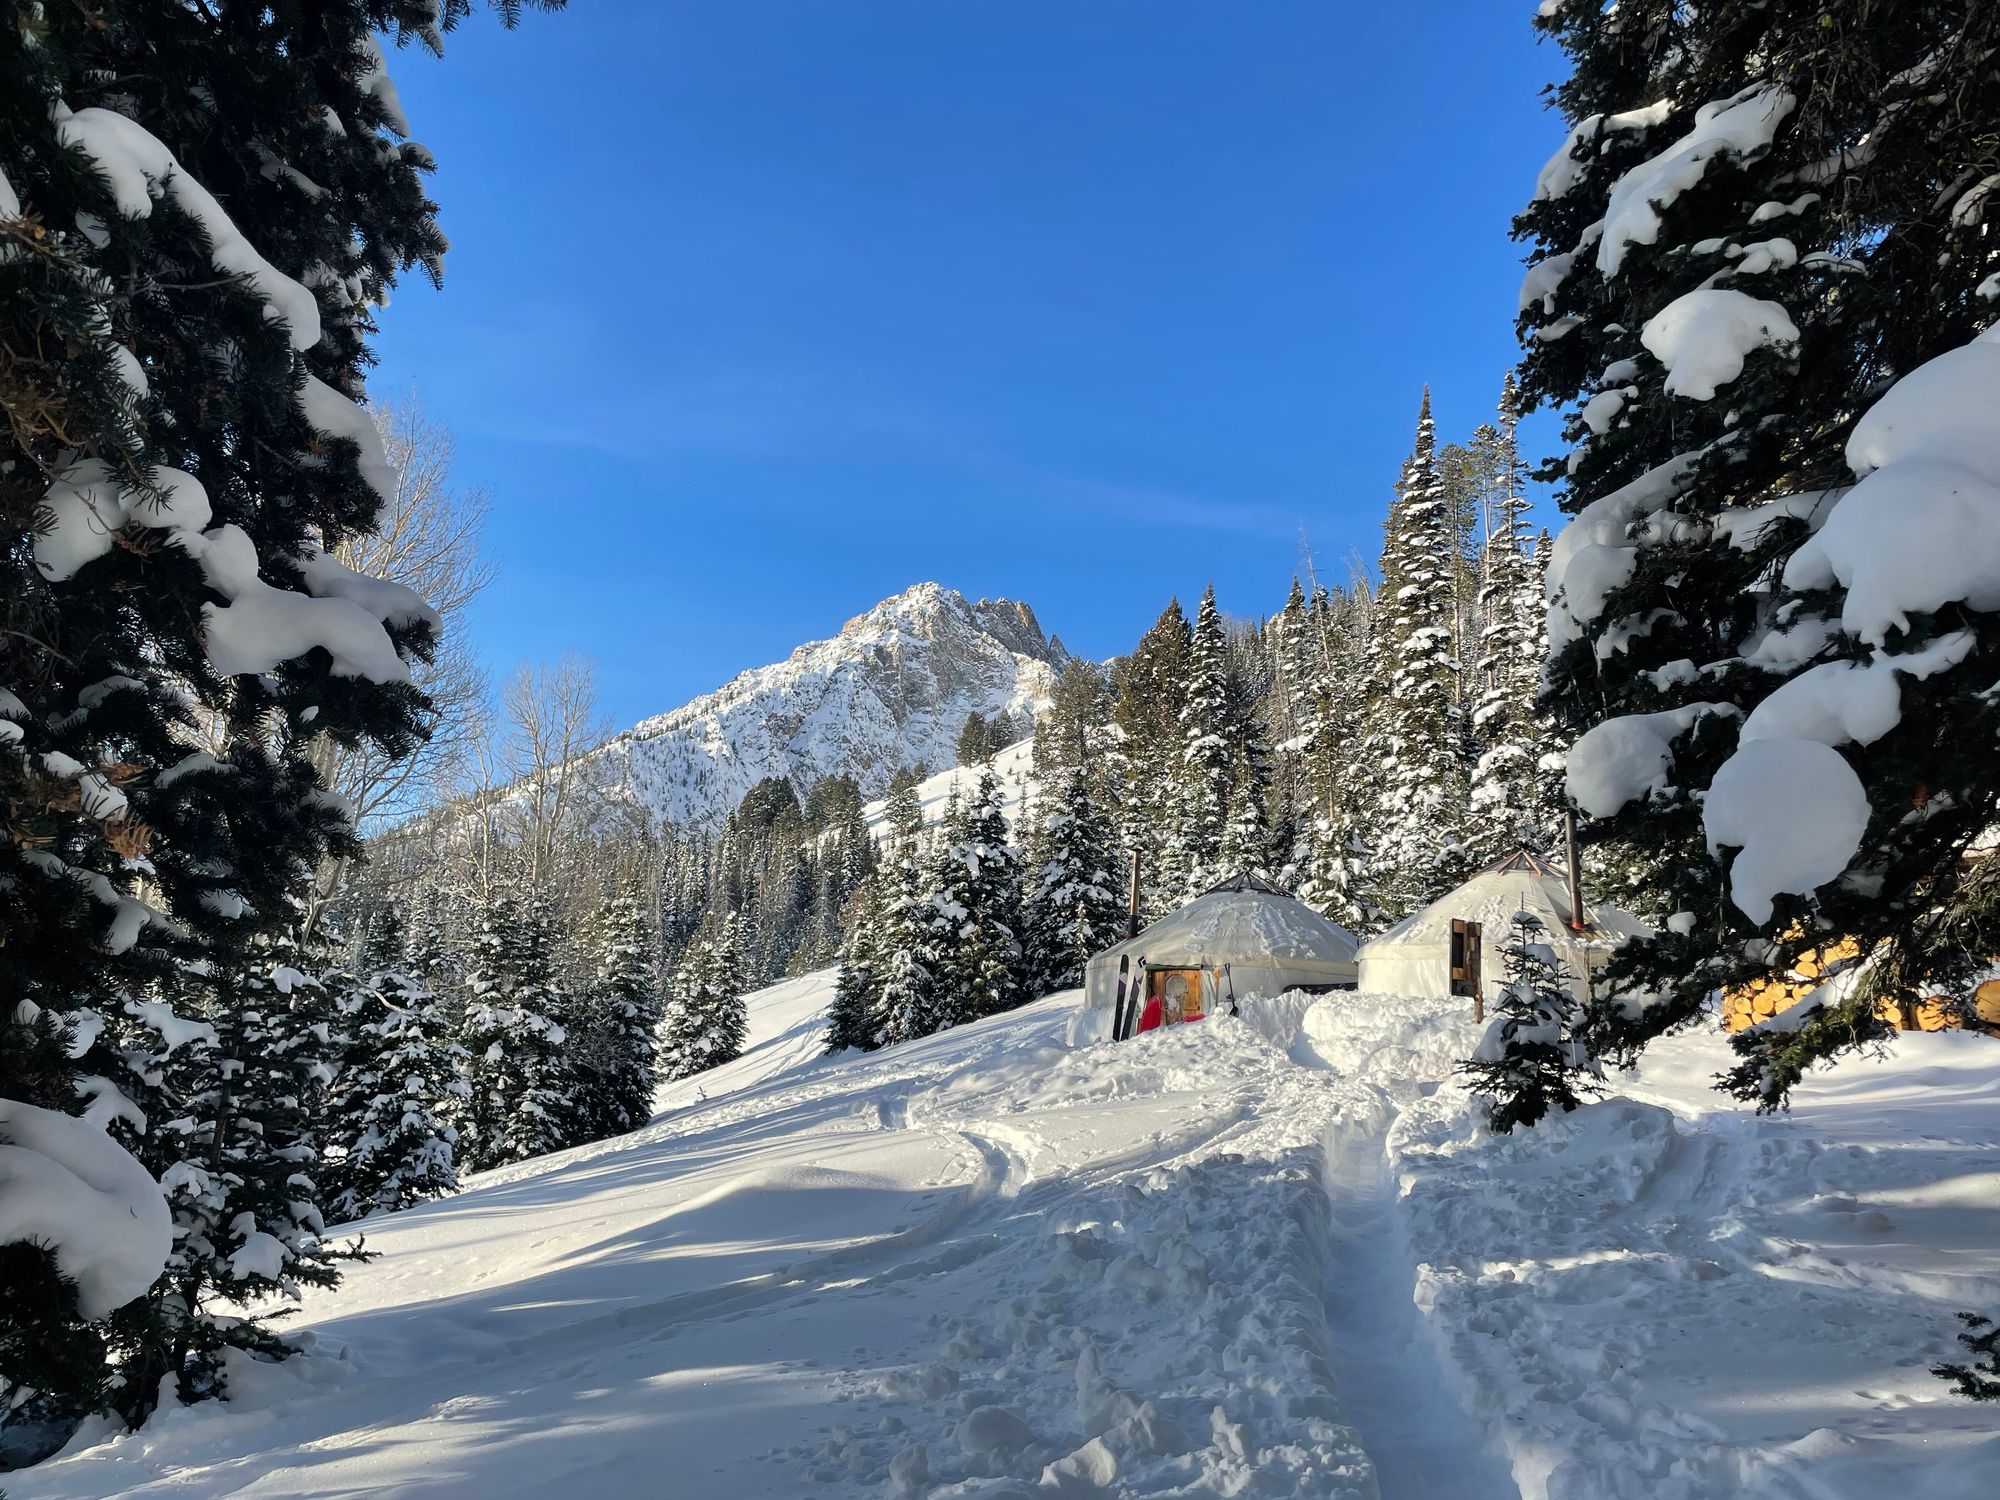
[1356,851,1651,1007]
[1082,872,1360,1040]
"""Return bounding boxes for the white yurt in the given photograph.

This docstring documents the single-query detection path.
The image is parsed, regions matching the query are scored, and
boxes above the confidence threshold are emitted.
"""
[1355,851,1652,1003]
[1084,872,1360,1022]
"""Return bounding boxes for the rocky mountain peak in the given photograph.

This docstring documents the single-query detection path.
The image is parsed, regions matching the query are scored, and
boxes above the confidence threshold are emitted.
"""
[594,583,1065,831]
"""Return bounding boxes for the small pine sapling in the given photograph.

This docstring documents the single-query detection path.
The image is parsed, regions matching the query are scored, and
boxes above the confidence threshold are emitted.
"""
[1458,911,1602,1133]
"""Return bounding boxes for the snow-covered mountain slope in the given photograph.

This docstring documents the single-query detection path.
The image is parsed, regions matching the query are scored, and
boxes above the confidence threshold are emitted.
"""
[589,583,1066,830]
[21,985,1999,1500]
[653,966,840,1115]
[861,734,1039,838]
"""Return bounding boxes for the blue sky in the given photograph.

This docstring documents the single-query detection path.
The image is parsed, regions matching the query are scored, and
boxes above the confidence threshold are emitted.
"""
[374,1,1567,730]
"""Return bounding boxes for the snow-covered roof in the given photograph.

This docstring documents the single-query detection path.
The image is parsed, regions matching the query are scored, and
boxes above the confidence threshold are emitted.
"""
[1357,853,1652,1003]
[1084,877,1359,1007]
[1364,856,1650,952]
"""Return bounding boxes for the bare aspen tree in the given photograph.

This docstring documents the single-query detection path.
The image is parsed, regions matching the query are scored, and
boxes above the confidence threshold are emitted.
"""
[500,653,615,889]
[315,396,497,829]
[302,396,496,936]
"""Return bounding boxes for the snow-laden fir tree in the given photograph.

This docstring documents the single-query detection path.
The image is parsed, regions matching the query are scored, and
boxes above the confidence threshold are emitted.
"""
[1032,658,1112,784]
[922,769,1026,1027]
[1366,390,1471,917]
[874,788,942,1047]
[12,983,219,1432]
[828,776,928,1056]
[1112,601,1194,919]
[1020,762,1124,997]
[800,798,878,969]
[1177,585,1236,894]
[405,891,464,1026]
[1292,582,1380,933]
[1519,0,2000,1106]
[326,908,465,1221]
[1218,743,1271,879]
[824,874,887,1053]
[0,0,566,1431]
[1458,911,1602,1133]
[1934,1314,2000,1403]
[128,936,359,1411]
[1466,379,1557,862]
[1268,577,1320,880]
[659,917,748,1081]
[577,887,663,1139]
[460,896,572,1170]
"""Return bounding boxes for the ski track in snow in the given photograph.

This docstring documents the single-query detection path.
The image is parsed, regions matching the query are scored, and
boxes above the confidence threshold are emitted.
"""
[16,979,2000,1500]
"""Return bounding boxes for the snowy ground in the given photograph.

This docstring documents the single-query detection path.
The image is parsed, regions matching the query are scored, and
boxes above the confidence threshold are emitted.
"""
[16,976,2000,1499]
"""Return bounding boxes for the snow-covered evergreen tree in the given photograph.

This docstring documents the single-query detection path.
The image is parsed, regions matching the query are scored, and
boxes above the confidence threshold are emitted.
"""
[128,937,358,1410]
[1293,583,1379,933]
[824,874,886,1053]
[1177,586,1235,894]
[1218,743,1270,878]
[1367,391,1471,916]
[659,918,748,1080]
[326,908,465,1220]
[874,792,942,1048]
[1935,1314,2000,1403]
[0,0,556,1428]
[405,891,464,1026]
[1467,379,1555,862]
[1269,577,1320,879]
[1021,763,1123,997]
[460,897,571,1170]
[1112,601,1194,919]
[580,887,663,1138]
[1458,911,1601,1133]
[917,773,1025,1029]
[1520,0,2000,1105]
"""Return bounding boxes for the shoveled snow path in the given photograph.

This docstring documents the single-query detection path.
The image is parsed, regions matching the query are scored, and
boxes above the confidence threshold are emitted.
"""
[1322,1105,1518,1500]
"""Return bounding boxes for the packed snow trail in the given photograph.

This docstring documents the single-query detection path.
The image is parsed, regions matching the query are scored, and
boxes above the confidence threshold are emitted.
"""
[16,977,1999,1499]
[1321,1114,1518,1500]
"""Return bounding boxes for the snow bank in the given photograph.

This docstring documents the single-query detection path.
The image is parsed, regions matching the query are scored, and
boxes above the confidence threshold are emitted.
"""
[20,975,2000,1500]
[0,1099,170,1316]
[1294,992,1481,1090]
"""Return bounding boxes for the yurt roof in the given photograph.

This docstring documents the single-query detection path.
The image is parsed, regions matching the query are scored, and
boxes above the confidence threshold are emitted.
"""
[1096,873,1360,967]
[1367,853,1651,950]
